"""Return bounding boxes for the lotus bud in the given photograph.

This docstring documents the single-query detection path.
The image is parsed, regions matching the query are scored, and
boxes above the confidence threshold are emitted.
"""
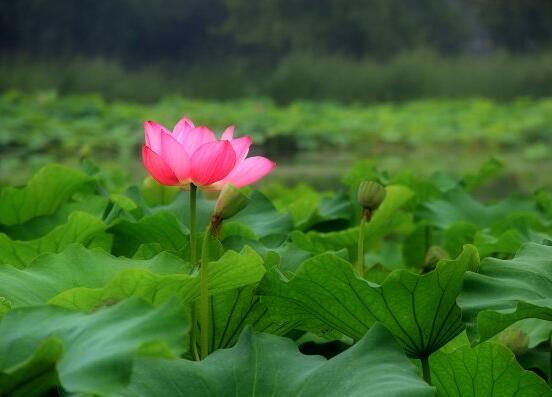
[499,329,529,356]
[424,246,450,268]
[357,181,386,211]
[213,184,251,221]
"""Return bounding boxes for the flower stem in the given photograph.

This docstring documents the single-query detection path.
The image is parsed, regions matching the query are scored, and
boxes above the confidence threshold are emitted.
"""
[549,332,552,386]
[190,303,200,361]
[188,184,198,359]
[200,222,213,359]
[421,356,431,385]
[189,184,197,266]
[356,210,368,277]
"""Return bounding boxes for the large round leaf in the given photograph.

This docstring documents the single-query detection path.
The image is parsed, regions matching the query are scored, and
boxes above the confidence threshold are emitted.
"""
[49,247,265,311]
[108,212,188,257]
[263,245,479,357]
[419,189,535,229]
[460,242,552,342]
[115,324,434,397]
[0,164,93,226]
[204,284,296,352]
[0,298,188,395]
[431,341,552,397]
[0,244,190,308]
[0,212,107,268]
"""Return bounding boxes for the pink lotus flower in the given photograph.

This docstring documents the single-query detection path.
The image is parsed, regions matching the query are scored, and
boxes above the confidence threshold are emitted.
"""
[142,117,276,189]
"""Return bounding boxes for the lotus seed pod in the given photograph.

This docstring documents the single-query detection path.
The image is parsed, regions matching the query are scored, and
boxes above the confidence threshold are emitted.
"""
[499,329,529,356]
[214,184,251,220]
[357,181,386,210]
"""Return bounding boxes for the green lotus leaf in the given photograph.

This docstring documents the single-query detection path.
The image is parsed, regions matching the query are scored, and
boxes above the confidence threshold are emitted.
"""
[0,298,189,395]
[1,194,108,240]
[0,244,190,308]
[460,242,552,342]
[430,341,552,397]
[0,212,106,268]
[108,212,188,257]
[0,164,93,226]
[263,245,479,358]
[49,247,266,311]
[420,189,535,229]
[230,191,293,238]
[115,324,434,397]
[205,284,296,352]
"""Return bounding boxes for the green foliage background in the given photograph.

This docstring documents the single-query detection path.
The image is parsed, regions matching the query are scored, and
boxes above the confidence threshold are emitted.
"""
[2,92,552,191]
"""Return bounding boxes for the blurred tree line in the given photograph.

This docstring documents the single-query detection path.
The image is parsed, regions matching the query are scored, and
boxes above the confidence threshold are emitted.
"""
[2,0,551,61]
[1,0,552,102]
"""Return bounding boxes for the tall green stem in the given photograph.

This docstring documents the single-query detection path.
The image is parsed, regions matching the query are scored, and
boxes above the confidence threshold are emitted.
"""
[200,222,213,359]
[357,214,366,277]
[189,184,198,359]
[549,332,552,386]
[190,303,200,360]
[421,356,431,385]
[189,184,197,265]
